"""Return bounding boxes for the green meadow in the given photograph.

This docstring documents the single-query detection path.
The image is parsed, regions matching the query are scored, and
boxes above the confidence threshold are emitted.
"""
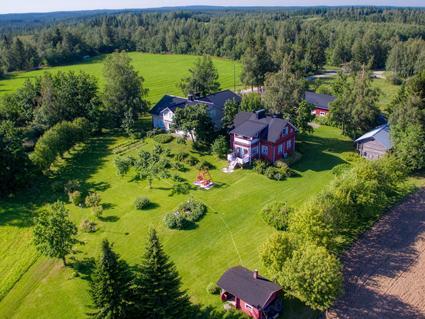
[0,52,243,103]
[0,123,354,319]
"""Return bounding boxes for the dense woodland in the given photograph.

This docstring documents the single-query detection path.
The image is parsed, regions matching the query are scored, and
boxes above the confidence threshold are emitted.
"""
[1,7,425,78]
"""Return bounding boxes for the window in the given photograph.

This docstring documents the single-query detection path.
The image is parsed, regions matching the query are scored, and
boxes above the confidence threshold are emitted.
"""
[320,111,326,116]
[282,127,288,136]
[278,144,283,154]
[261,145,268,155]
[287,139,292,150]
[245,303,253,310]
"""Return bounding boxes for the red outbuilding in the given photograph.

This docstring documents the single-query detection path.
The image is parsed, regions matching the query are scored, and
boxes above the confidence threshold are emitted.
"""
[217,266,283,319]
[305,91,335,116]
[228,110,296,164]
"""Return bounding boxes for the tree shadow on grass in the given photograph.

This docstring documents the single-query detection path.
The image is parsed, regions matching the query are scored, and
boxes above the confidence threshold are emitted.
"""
[71,257,95,281]
[98,215,120,222]
[293,134,353,173]
[192,305,247,319]
[0,135,116,228]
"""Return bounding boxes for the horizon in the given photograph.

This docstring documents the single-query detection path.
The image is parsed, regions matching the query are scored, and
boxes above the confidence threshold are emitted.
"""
[1,1,425,15]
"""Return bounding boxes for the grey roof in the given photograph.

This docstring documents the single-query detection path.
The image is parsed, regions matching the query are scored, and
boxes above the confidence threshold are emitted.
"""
[230,112,293,143]
[355,124,393,150]
[217,266,282,309]
[305,91,335,110]
[150,90,241,116]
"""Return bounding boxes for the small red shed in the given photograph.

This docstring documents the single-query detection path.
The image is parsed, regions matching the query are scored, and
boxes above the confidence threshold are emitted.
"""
[305,91,335,117]
[217,266,283,319]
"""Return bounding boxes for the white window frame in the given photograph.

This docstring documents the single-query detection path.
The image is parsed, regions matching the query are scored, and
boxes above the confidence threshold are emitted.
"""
[245,303,253,310]
[287,139,292,149]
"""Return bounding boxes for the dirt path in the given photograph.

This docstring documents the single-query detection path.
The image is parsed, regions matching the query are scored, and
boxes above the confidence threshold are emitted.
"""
[328,188,425,319]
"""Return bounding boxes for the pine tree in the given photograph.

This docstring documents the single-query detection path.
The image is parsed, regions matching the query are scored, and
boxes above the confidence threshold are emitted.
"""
[89,240,132,319]
[131,228,191,319]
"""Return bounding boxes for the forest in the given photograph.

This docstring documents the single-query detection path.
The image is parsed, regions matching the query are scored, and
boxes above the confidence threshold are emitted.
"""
[1,7,425,79]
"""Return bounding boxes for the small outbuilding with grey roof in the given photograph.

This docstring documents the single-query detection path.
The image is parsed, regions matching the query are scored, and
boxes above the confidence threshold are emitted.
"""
[217,266,283,319]
[355,124,392,160]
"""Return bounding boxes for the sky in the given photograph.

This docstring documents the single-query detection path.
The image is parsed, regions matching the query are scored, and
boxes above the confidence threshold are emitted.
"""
[0,0,424,14]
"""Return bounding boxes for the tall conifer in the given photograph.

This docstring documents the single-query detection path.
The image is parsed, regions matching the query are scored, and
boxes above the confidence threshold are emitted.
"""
[89,240,132,319]
[131,228,191,319]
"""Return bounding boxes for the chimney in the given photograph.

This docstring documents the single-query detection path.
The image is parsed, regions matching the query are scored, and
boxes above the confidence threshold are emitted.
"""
[253,269,258,279]
[255,109,266,119]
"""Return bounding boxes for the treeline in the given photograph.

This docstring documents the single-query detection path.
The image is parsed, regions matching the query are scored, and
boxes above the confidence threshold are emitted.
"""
[0,51,148,197]
[260,155,408,311]
[1,8,425,74]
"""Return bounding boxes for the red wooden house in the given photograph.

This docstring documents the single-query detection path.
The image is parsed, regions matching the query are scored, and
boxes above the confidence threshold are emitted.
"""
[217,266,283,319]
[228,110,296,164]
[305,91,335,116]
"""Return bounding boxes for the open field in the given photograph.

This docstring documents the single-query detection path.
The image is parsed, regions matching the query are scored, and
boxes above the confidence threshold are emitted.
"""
[0,53,243,103]
[0,124,353,319]
[328,187,425,319]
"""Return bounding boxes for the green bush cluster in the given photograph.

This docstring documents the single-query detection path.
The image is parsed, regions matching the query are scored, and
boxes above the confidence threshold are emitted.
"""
[164,198,207,229]
[196,160,214,170]
[30,118,91,170]
[184,155,199,166]
[134,197,151,210]
[254,159,291,181]
[145,128,162,138]
[206,282,220,295]
[153,134,174,144]
[69,191,82,206]
[260,156,407,311]
[261,201,293,230]
[80,219,97,233]
[211,136,229,159]
[175,151,189,162]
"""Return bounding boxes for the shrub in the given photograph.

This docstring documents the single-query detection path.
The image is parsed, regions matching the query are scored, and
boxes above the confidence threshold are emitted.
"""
[265,166,286,181]
[253,160,269,174]
[175,151,189,162]
[274,161,290,176]
[92,205,104,218]
[185,155,199,166]
[178,198,207,222]
[153,134,173,144]
[206,282,220,295]
[85,192,101,208]
[134,197,150,210]
[331,163,351,176]
[164,212,186,229]
[64,179,80,194]
[261,201,293,230]
[211,136,229,159]
[170,182,191,196]
[341,152,362,163]
[80,219,97,233]
[69,191,82,206]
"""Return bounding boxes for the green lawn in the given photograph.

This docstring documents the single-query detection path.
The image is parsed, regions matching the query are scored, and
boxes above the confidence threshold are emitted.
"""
[0,124,353,319]
[0,53,243,104]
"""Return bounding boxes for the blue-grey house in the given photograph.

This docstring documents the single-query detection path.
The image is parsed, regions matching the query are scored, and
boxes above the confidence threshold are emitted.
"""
[355,124,392,160]
[150,90,241,132]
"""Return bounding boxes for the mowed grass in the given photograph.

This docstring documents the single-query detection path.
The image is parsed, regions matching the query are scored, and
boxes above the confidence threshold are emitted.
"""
[0,124,353,319]
[0,52,243,103]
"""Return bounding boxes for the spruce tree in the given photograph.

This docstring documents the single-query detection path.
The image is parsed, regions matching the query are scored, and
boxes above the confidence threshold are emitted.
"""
[89,240,132,319]
[131,228,191,319]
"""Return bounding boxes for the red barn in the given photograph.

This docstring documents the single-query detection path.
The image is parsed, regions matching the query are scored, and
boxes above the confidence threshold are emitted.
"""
[217,266,283,319]
[305,91,335,116]
[228,110,296,164]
